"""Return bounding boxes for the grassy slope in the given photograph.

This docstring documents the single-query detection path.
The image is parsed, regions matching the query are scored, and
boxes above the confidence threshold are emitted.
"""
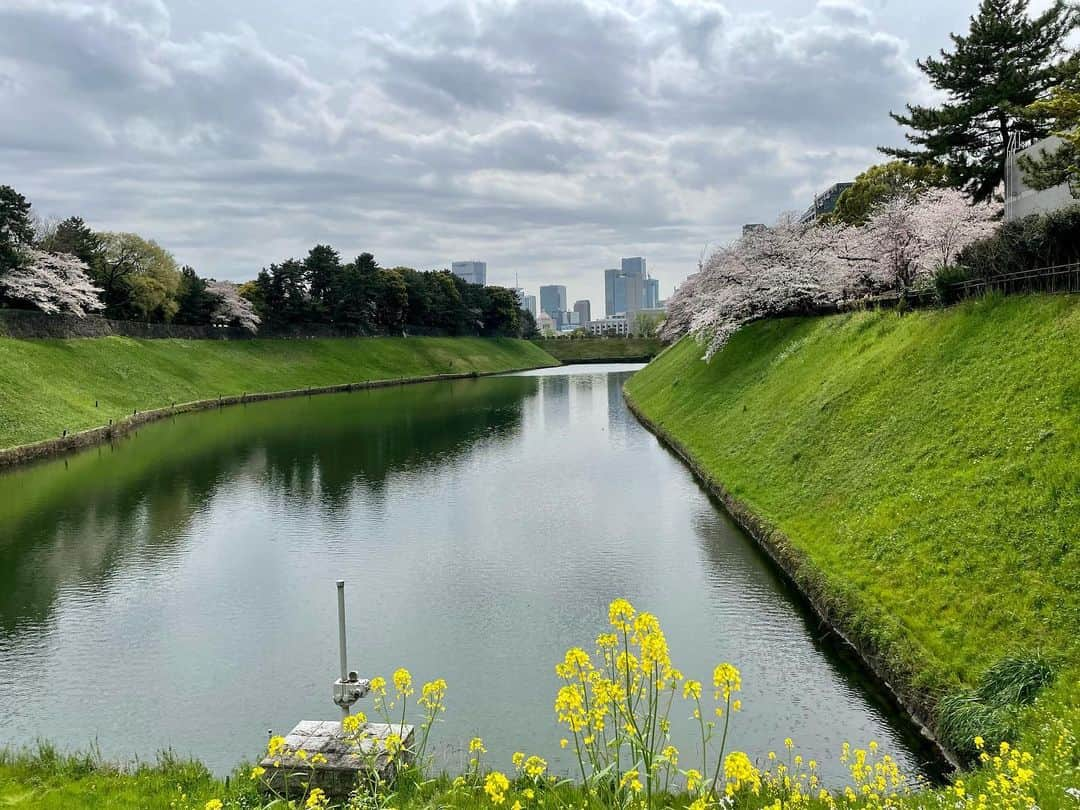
[625,295,1079,749]
[532,337,661,362]
[0,336,556,449]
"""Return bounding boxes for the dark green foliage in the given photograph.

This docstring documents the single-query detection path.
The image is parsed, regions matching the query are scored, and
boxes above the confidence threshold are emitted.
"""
[0,185,33,276]
[254,258,310,329]
[882,0,1078,202]
[939,653,1055,758]
[480,284,521,337]
[173,266,219,325]
[957,203,1080,277]
[520,308,539,339]
[829,162,948,226]
[39,217,101,267]
[933,265,970,304]
[304,243,343,322]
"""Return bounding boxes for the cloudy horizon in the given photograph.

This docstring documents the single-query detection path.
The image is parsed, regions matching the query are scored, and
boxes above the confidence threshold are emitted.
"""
[0,0,982,310]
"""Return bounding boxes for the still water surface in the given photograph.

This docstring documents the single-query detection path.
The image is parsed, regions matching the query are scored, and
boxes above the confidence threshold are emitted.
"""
[0,365,936,782]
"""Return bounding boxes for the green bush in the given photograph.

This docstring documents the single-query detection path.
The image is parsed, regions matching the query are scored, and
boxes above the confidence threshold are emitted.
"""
[958,204,1080,278]
[933,265,970,304]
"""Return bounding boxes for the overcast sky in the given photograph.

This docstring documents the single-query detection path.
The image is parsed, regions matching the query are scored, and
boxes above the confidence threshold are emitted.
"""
[0,0,989,309]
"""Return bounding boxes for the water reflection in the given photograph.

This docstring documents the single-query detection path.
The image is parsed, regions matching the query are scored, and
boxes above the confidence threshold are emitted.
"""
[0,377,537,635]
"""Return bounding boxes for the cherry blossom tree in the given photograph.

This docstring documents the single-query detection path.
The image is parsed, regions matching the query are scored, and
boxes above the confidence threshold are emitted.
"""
[841,187,998,294]
[207,280,261,333]
[663,215,851,358]
[0,249,103,316]
[664,187,1000,358]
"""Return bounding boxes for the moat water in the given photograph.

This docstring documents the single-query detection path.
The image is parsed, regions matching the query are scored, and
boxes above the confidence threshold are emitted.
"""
[0,364,939,782]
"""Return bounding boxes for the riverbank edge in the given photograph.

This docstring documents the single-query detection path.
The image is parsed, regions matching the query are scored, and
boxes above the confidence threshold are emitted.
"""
[0,363,555,470]
[621,388,961,772]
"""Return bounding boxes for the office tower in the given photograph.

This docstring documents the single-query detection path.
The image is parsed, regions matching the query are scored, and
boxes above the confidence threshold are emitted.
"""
[644,278,659,309]
[573,299,591,324]
[539,285,567,317]
[451,261,487,286]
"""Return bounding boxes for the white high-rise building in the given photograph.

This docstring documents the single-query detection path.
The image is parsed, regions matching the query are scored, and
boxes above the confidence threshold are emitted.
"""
[451,261,487,286]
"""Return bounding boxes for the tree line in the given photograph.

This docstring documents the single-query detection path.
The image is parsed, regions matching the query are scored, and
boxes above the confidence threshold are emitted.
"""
[0,186,537,337]
[244,246,534,337]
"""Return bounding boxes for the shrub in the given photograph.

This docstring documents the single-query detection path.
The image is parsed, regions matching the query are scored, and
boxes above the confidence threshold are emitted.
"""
[958,204,1080,278]
[933,265,970,304]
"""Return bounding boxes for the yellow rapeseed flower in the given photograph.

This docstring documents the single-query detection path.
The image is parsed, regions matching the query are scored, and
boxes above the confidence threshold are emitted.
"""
[204,802,223,810]
[619,769,643,793]
[393,668,414,696]
[724,751,761,796]
[305,787,329,809]
[267,736,287,757]
[608,598,635,631]
[484,771,510,804]
[713,663,742,701]
[685,768,703,792]
[419,678,448,710]
[523,755,547,779]
[470,737,487,754]
[385,733,404,759]
[249,766,266,780]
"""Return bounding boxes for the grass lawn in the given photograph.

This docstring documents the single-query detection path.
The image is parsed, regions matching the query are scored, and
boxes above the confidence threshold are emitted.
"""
[624,294,1079,769]
[531,337,662,362]
[0,336,556,449]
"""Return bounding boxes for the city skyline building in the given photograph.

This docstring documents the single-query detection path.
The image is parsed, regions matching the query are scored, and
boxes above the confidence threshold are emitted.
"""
[522,294,537,317]
[644,278,659,310]
[573,299,591,325]
[539,284,567,318]
[451,261,487,286]
[605,257,647,317]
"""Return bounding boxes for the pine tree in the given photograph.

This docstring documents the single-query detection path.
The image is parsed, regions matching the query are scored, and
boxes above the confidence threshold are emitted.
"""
[0,185,34,275]
[881,0,1077,203]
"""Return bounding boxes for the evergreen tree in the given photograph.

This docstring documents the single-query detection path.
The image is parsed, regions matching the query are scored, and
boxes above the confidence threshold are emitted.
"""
[41,216,101,267]
[881,0,1077,202]
[0,185,33,276]
[173,266,218,325]
[303,244,342,323]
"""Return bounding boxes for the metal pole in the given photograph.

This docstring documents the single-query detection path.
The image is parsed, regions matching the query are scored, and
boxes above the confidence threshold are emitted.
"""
[337,580,349,718]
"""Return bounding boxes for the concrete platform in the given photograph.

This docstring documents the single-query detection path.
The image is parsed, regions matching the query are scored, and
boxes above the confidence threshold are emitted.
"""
[259,720,415,799]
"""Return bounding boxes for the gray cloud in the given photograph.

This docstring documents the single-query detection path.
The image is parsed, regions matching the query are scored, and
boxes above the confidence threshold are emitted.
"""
[0,0,929,308]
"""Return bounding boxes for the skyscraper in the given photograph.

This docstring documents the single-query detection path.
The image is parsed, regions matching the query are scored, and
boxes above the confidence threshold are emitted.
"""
[605,258,648,317]
[523,295,537,317]
[644,278,659,309]
[451,261,487,286]
[573,299,591,325]
[604,269,621,317]
[539,285,567,317]
[621,257,646,278]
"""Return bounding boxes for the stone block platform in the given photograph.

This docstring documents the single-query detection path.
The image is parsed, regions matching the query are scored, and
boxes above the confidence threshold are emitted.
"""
[259,720,415,799]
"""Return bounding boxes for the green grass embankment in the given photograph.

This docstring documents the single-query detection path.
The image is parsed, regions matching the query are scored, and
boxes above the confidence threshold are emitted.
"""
[624,294,1079,764]
[0,336,557,450]
[531,337,662,362]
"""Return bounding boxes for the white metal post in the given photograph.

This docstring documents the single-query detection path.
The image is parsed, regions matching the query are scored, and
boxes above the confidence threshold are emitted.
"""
[337,579,349,718]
